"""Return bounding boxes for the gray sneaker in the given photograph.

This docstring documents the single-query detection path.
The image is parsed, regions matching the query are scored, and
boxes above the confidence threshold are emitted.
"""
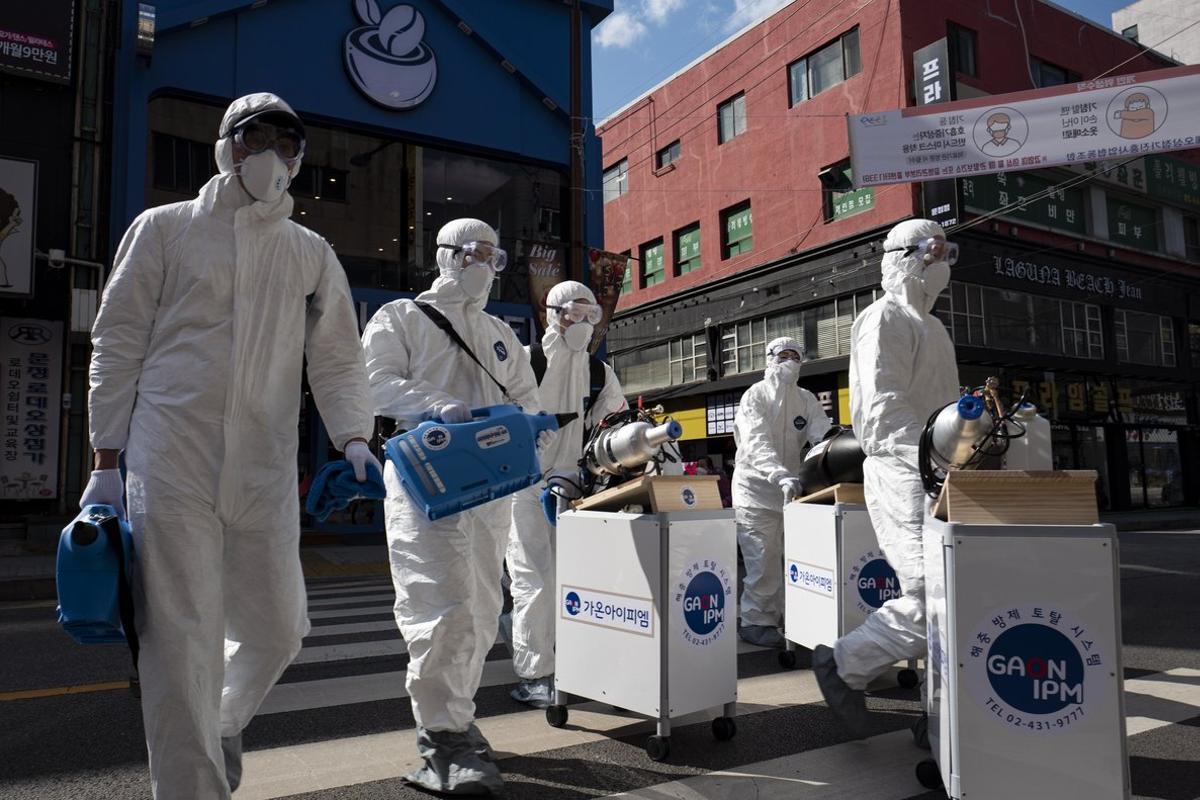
[812,644,871,739]
[738,624,785,648]
[510,676,554,709]
[221,733,243,793]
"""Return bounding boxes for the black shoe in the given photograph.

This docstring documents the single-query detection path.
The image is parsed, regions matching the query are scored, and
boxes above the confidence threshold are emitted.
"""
[222,733,243,792]
[811,645,871,739]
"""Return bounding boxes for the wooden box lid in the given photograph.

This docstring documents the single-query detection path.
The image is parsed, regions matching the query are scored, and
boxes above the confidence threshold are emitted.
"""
[933,470,1099,525]
[571,475,723,514]
[796,483,866,506]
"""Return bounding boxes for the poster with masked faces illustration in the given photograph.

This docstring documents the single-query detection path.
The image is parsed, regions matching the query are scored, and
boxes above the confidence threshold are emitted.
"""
[0,157,37,297]
[587,249,630,355]
[848,63,1200,187]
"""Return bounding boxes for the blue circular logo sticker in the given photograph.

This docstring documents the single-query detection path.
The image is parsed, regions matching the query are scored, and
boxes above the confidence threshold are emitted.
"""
[966,605,1108,734]
[422,426,450,450]
[676,559,731,647]
[564,591,581,616]
[681,487,696,506]
[789,563,799,582]
[493,341,508,361]
[793,415,807,430]
[856,558,901,609]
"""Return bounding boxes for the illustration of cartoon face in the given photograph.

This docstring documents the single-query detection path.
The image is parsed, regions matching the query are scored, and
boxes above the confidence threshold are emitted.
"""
[1125,93,1149,112]
[1112,91,1156,140]
[0,188,20,241]
[986,112,1011,144]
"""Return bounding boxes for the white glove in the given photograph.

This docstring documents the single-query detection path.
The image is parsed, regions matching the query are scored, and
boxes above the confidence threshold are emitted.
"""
[536,429,554,454]
[344,440,383,482]
[780,477,803,504]
[80,469,126,519]
[435,402,472,424]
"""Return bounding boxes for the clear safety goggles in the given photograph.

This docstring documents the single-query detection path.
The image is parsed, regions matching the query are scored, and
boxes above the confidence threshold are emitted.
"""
[772,350,802,363]
[886,236,959,266]
[232,120,305,163]
[547,300,602,325]
[438,240,508,272]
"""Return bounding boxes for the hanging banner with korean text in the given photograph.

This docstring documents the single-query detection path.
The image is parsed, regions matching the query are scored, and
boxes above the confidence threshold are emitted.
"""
[0,3,74,85]
[526,242,565,334]
[0,157,38,297]
[588,249,631,354]
[2,318,62,499]
[848,64,1200,187]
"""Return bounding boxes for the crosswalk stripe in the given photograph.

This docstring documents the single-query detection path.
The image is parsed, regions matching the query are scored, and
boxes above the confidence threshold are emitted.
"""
[303,620,398,638]
[291,638,407,665]
[308,604,393,620]
[305,585,392,600]
[1122,667,1200,735]
[306,578,392,591]
[242,668,820,799]
[306,592,395,608]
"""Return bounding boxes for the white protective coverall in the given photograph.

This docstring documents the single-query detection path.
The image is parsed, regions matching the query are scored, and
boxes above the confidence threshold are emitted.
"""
[733,340,832,630]
[833,218,960,690]
[507,281,627,685]
[361,219,544,735]
[88,93,373,797]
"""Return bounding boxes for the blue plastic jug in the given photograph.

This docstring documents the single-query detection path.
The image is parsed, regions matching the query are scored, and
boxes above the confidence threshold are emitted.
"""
[384,405,574,520]
[56,504,136,645]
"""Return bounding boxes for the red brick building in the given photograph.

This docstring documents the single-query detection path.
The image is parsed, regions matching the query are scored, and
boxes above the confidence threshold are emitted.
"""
[599,0,1200,512]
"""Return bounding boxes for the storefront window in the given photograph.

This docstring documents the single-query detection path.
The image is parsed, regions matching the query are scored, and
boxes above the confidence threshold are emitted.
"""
[668,334,708,385]
[146,96,566,304]
[612,343,669,395]
[1053,424,1111,511]
[937,282,1103,359]
[1115,309,1176,367]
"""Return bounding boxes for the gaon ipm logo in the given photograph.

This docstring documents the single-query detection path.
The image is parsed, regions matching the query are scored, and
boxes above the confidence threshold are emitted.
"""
[856,558,901,609]
[967,605,1106,733]
[564,591,581,616]
[681,487,696,506]
[421,426,450,451]
[675,558,732,647]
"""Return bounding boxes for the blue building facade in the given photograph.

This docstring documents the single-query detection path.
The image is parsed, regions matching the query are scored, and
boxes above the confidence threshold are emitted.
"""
[108,0,612,528]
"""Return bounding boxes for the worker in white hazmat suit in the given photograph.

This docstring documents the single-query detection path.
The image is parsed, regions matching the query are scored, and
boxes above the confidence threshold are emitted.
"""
[813,218,960,740]
[83,92,378,798]
[506,280,628,708]
[361,218,546,795]
[733,338,832,647]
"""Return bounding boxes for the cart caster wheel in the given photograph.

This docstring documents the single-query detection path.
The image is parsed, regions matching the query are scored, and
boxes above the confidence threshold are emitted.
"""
[898,668,920,689]
[645,735,670,762]
[915,758,942,789]
[711,716,737,741]
[778,650,798,670]
[545,705,568,728]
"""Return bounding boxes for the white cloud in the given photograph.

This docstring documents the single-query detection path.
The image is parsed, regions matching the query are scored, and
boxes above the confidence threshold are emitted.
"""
[595,10,650,49]
[645,0,687,23]
[725,0,791,31]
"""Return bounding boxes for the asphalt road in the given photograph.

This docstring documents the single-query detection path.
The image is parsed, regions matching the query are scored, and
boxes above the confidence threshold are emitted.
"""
[2,530,1197,799]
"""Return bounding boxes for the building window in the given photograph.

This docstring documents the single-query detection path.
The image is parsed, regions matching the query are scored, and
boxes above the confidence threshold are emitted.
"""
[1114,309,1175,367]
[720,317,767,375]
[669,334,708,385]
[1122,24,1138,42]
[1183,214,1200,261]
[788,27,861,107]
[673,223,701,276]
[535,207,561,240]
[290,164,348,202]
[152,132,215,195]
[612,343,669,395]
[947,22,978,77]
[656,140,681,170]
[619,250,632,295]
[934,282,986,346]
[1029,56,1079,88]
[721,201,753,258]
[1190,322,1200,367]
[1060,301,1104,359]
[717,93,747,144]
[603,159,629,203]
[640,239,665,288]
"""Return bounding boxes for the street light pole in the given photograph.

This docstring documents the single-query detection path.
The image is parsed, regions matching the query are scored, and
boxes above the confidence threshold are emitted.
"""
[569,0,585,283]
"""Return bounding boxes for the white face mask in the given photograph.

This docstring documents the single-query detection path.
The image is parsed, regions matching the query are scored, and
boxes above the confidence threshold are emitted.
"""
[458,263,493,300]
[238,151,290,203]
[921,261,952,311]
[772,358,802,380]
[562,321,594,352]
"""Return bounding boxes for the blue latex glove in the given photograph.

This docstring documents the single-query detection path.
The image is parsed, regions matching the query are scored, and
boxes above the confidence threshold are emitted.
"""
[541,486,558,527]
[305,459,386,522]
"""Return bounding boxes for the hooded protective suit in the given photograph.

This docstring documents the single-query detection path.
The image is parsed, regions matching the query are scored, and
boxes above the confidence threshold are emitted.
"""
[361,218,542,793]
[733,339,832,632]
[87,93,373,798]
[507,281,627,693]
[833,218,959,689]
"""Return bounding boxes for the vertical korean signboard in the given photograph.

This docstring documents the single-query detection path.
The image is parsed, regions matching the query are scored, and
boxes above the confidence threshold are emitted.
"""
[2,318,62,499]
[914,39,960,229]
[0,3,74,85]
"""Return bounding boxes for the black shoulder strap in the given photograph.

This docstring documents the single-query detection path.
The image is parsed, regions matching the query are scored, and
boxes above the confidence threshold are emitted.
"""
[585,356,606,415]
[529,343,547,386]
[414,301,511,401]
[100,516,139,672]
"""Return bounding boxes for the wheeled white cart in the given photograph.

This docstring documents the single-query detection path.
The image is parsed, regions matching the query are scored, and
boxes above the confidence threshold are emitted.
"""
[546,476,738,762]
[920,471,1129,798]
[779,484,918,687]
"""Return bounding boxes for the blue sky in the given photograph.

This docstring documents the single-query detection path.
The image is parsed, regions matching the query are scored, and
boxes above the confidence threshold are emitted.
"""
[591,0,1136,123]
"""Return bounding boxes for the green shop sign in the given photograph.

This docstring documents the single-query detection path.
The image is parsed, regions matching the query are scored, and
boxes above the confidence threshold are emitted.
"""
[961,171,1086,235]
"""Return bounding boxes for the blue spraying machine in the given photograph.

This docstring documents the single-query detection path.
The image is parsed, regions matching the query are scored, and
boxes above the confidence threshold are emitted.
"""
[56,504,137,648]
[384,405,576,520]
